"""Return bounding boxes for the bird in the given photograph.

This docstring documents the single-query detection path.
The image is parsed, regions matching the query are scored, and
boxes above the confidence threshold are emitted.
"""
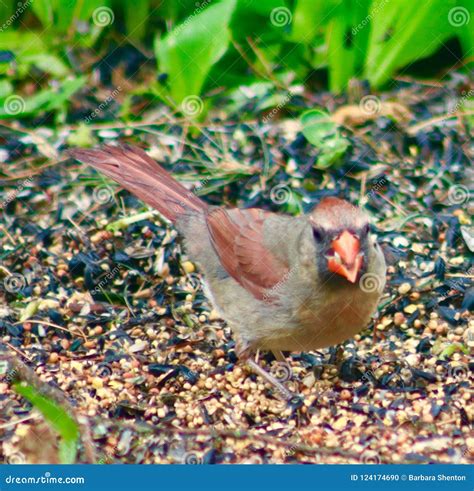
[69,144,387,399]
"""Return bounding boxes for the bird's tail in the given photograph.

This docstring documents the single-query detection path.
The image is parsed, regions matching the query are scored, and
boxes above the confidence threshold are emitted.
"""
[68,144,208,222]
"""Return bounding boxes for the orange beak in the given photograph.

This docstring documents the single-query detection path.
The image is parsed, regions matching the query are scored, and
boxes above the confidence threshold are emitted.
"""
[327,230,363,283]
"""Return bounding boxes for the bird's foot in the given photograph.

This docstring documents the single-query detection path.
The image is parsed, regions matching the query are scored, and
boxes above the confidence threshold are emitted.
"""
[236,341,297,402]
[246,358,295,401]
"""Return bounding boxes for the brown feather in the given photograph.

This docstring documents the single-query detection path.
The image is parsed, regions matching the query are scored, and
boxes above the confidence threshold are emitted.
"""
[206,208,289,300]
[309,196,367,230]
[68,145,207,222]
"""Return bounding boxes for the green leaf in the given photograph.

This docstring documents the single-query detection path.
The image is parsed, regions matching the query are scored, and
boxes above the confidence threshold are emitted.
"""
[291,0,336,43]
[439,342,469,360]
[230,0,288,42]
[300,109,350,168]
[326,0,370,92]
[155,0,237,106]
[301,109,338,144]
[123,0,150,40]
[67,124,97,147]
[0,31,47,55]
[0,79,13,99]
[0,77,85,119]
[364,0,456,87]
[14,383,79,464]
[20,53,70,78]
[31,0,54,26]
[457,0,474,61]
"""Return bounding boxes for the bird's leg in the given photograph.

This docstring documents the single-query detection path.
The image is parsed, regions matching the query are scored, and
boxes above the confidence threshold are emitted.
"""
[272,350,287,362]
[236,341,295,401]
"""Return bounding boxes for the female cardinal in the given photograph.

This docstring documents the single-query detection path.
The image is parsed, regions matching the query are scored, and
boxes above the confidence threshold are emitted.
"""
[69,145,386,399]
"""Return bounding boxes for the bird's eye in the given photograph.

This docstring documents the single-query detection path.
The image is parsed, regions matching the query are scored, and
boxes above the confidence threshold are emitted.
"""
[312,227,324,242]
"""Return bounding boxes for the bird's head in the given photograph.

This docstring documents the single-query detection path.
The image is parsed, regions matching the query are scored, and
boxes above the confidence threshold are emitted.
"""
[309,197,370,284]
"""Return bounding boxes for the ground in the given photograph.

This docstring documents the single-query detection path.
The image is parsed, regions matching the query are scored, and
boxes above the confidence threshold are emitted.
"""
[0,77,473,464]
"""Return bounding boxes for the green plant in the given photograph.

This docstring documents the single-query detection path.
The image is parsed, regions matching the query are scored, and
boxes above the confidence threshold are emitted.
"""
[300,109,350,168]
[0,0,472,120]
[13,383,79,464]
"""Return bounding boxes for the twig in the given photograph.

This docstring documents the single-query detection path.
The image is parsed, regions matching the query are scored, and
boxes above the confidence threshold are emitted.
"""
[407,111,474,135]
[0,414,37,429]
[13,319,88,342]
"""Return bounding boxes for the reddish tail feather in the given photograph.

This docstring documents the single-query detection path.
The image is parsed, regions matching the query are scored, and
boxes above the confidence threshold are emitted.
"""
[68,145,208,222]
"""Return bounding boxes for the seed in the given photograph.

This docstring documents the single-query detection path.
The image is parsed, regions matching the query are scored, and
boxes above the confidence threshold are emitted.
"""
[398,282,411,295]
[182,261,195,274]
[91,377,103,389]
[404,304,417,314]
[49,352,59,363]
[394,312,405,326]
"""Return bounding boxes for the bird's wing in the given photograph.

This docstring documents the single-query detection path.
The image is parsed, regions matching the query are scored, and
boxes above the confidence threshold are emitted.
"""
[206,208,290,301]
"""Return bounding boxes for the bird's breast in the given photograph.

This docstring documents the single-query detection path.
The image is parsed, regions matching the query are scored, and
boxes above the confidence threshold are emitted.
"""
[293,283,381,349]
